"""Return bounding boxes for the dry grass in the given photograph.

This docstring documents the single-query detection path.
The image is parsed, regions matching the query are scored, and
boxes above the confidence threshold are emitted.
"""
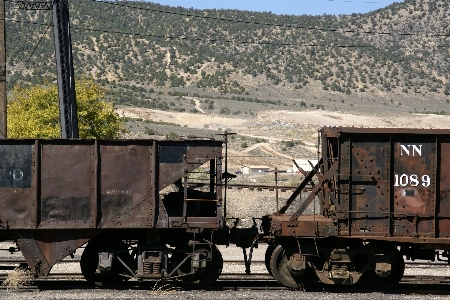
[1,266,34,290]
[148,280,178,295]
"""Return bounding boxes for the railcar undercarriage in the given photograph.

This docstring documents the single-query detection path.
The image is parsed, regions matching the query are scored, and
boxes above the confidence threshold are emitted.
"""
[79,235,223,287]
[262,237,405,289]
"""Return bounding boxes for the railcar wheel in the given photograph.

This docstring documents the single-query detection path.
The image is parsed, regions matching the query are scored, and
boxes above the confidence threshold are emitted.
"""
[173,242,223,287]
[265,243,277,276]
[270,242,317,289]
[359,248,405,290]
[80,238,132,287]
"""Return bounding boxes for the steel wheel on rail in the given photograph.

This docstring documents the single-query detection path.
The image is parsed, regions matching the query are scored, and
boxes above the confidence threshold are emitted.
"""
[359,247,405,290]
[80,238,133,287]
[265,243,277,276]
[172,241,223,287]
[270,242,318,289]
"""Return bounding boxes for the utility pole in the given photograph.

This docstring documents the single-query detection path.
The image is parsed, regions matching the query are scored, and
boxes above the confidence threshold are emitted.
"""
[53,0,78,138]
[0,0,6,138]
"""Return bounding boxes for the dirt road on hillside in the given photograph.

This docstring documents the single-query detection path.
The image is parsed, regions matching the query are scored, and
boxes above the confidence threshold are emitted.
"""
[118,108,450,141]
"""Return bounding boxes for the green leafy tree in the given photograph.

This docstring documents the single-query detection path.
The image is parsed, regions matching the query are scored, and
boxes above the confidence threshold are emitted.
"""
[7,78,124,138]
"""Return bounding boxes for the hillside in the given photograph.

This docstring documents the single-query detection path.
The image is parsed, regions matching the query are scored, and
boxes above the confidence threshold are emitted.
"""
[4,0,450,169]
[5,0,450,108]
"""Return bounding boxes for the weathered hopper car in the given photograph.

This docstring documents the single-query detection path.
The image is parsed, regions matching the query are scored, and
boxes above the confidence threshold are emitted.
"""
[261,127,450,289]
[0,138,225,286]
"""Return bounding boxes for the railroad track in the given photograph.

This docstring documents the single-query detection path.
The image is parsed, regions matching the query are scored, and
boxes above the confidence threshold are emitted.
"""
[0,259,450,286]
[2,258,449,266]
[0,258,449,270]
[2,275,450,294]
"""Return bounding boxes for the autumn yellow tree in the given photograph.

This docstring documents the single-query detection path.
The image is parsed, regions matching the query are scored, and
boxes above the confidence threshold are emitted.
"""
[7,78,125,138]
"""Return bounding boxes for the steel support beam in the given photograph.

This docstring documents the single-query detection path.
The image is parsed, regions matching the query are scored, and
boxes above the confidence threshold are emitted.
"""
[10,1,52,10]
[52,0,78,138]
[0,0,6,138]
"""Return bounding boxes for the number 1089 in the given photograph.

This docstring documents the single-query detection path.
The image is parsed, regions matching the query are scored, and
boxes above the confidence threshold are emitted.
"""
[394,174,431,187]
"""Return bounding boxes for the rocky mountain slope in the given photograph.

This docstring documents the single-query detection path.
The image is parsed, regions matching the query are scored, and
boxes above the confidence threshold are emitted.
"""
[5,0,450,109]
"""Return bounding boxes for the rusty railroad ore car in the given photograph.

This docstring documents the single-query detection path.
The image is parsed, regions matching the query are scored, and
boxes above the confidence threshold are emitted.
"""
[0,138,225,286]
[261,127,450,289]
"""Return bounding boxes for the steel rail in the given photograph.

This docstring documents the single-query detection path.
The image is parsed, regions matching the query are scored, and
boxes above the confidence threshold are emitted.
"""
[1,268,450,293]
[0,259,448,266]
[1,273,450,288]
[1,272,447,283]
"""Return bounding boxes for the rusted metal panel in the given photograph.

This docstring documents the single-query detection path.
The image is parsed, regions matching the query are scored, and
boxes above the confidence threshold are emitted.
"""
[330,129,439,239]
[0,140,222,229]
[0,142,35,229]
[324,128,449,241]
[438,137,450,238]
[0,144,32,188]
[268,214,335,237]
[39,143,94,228]
[14,229,100,276]
[338,138,351,236]
[349,135,390,237]
[282,221,316,237]
[392,136,436,238]
[149,141,156,228]
[0,188,34,229]
[99,142,153,228]
[325,127,450,135]
[0,138,223,232]
[169,217,222,229]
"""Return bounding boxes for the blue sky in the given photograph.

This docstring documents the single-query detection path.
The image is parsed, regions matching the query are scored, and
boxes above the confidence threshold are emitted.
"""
[150,0,404,16]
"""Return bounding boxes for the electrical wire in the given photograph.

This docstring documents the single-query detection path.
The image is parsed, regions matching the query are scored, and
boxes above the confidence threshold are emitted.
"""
[1,20,45,69]
[57,25,450,48]
[19,23,52,72]
[4,1,54,70]
[3,4,450,72]
[5,18,48,27]
[10,18,448,49]
[7,1,450,42]
[89,0,450,38]
[9,0,435,39]
[6,18,372,48]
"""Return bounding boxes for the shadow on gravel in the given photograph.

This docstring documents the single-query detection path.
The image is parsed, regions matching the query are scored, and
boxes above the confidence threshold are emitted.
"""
[26,280,450,296]
[302,283,450,296]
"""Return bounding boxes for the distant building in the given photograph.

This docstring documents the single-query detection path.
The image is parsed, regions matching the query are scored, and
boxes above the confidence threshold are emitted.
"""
[241,166,271,176]
[292,159,318,173]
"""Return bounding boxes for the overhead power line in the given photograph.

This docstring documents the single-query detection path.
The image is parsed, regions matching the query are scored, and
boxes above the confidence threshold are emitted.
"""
[20,23,52,71]
[89,0,450,38]
[6,18,372,48]
[71,26,370,48]
[6,19,49,26]
[7,18,450,49]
